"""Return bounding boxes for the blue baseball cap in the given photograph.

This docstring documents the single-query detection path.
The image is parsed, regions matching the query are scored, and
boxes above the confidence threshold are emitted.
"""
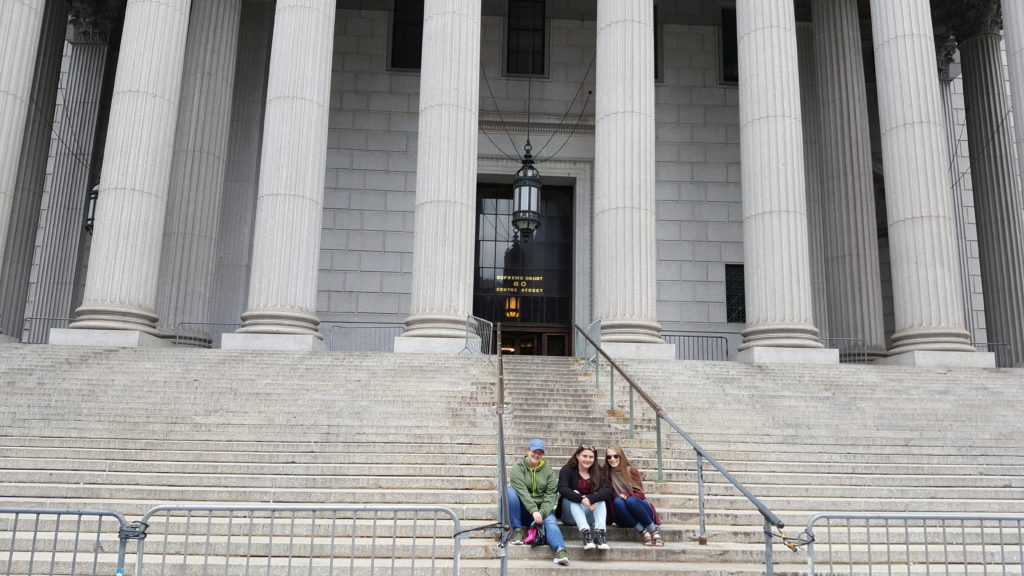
[528,439,546,452]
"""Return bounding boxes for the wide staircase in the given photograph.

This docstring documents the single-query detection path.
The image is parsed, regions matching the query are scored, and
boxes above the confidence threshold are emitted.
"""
[1,343,1023,575]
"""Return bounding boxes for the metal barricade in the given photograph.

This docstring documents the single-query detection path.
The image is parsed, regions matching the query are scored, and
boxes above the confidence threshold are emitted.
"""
[175,322,242,348]
[820,337,869,364]
[972,341,1011,368]
[661,332,730,361]
[805,513,1024,576]
[135,505,463,576]
[461,316,493,357]
[324,322,405,352]
[19,317,73,344]
[0,507,132,576]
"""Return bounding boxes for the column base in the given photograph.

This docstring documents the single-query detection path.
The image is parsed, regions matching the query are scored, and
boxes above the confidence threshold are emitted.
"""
[600,341,676,360]
[393,335,481,355]
[49,328,171,348]
[221,333,326,352]
[875,350,995,369]
[735,346,839,365]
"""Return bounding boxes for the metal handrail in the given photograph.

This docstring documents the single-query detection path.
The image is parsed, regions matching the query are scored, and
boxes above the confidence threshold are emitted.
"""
[494,323,509,576]
[573,323,787,574]
[971,341,1011,367]
[20,316,74,344]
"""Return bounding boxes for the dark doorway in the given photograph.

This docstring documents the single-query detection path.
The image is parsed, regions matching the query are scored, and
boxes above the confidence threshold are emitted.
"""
[474,183,573,355]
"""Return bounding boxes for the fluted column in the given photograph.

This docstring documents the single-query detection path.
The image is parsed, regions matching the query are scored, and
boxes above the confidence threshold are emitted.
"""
[26,6,112,340]
[394,0,481,354]
[797,23,830,340]
[25,32,109,343]
[735,0,828,363]
[59,0,192,345]
[0,1,46,315]
[155,0,242,344]
[0,0,67,340]
[937,38,978,340]
[957,13,1024,368]
[223,0,335,350]
[868,0,979,365]
[591,0,671,359]
[209,0,274,328]
[812,0,886,360]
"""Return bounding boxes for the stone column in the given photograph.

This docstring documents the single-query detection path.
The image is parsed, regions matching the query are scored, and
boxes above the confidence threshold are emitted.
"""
[796,23,830,341]
[209,0,274,329]
[811,0,887,360]
[868,0,983,367]
[956,9,1024,368]
[155,0,242,345]
[24,10,111,343]
[937,38,978,341]
[0,0,67,341]
[52,0,193,348]
[590,0,672,359]
[734,0,832,364]
[394,0,482,354]
[0,1,46,325]
[221,0,336,352]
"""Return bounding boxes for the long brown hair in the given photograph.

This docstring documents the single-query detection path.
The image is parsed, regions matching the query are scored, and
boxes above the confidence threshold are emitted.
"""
[565,444,604,490]
[604,444,642,492]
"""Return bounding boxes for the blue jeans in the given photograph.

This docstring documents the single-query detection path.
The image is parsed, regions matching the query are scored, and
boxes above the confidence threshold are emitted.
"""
[560,499,607,531]
[612,496,658,533]
[507,487,565,551]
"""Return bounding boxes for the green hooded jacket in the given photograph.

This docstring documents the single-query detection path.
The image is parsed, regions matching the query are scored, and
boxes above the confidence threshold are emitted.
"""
[509,457,559,518]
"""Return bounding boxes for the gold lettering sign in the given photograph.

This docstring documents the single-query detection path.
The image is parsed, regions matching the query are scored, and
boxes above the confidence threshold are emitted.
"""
[496,275,544,294]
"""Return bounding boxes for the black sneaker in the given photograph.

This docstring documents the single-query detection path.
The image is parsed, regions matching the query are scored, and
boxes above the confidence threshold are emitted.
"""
[595,529,610,550]
[582,529,595,550]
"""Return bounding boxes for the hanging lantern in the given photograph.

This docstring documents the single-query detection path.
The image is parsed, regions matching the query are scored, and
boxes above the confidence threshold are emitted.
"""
[512,144,541,239]
[84,184,99,235]
[504,296,521,319]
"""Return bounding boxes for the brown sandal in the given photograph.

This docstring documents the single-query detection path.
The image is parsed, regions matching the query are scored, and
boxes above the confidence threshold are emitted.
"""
[652,531,664,546]
[642,530,654,546]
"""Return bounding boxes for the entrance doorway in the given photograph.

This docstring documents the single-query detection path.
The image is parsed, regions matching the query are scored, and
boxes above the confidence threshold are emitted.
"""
[474,183,574,355]
[499,329,570,356]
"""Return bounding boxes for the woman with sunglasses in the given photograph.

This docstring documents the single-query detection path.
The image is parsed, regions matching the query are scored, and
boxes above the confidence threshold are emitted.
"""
[604,445,664,546]
[557,443,613,550]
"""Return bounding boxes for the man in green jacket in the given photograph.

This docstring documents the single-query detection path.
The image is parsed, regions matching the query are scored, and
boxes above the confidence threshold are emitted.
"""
[507,438,569,565]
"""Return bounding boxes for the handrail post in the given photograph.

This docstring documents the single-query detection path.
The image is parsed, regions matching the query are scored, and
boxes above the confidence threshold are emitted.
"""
[595,355,601,389]
[763,516,775,576]
[628,387,635,439]
[609,367,615,410]
[696,453,707,544]
[495,322,509,576]
[656,417,663,482]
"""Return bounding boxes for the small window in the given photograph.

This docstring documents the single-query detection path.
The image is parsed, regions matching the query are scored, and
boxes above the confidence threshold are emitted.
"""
[725,264,746,323]
[391,0,423,70]
[507,0,545,76]
[720,8,738,84]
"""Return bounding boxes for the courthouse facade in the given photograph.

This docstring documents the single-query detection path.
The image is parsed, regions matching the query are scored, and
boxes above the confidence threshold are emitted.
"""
[0,0,1022,367]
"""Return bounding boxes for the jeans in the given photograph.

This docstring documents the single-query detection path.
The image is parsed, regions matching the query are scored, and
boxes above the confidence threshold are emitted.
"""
[560,499,607,532]
[507,487,565,551]
[611,496,658,533]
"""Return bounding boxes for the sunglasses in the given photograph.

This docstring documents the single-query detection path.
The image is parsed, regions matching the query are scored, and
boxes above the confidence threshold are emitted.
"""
[578,444,597,452]
[606,454,620,460]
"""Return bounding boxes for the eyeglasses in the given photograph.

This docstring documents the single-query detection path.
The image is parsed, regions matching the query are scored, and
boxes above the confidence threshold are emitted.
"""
[578,444,596,452]
[606,454,620,460]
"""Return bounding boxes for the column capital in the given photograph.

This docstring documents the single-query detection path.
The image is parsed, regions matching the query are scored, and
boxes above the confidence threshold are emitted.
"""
[68,0,120,44]
[936,35,958,81]
[934,0,1001,42]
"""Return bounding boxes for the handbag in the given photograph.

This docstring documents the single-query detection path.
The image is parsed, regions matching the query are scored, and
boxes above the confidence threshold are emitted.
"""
[523,523,547,547]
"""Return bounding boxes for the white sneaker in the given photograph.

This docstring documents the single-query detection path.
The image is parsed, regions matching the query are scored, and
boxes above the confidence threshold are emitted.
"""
[553,548,570,565]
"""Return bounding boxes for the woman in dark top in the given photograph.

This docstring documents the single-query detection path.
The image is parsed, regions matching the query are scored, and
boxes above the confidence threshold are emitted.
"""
[605,444,664,546]
[558,443,613,550]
